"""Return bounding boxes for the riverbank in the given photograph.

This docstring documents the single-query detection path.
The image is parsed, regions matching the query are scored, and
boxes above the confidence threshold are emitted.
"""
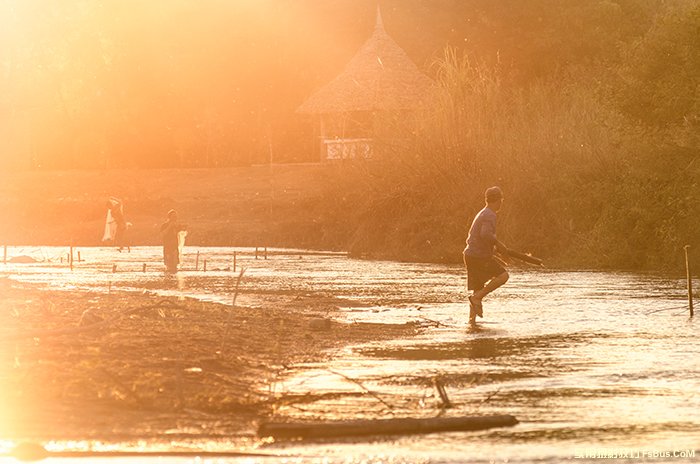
[0,165,355,251]
[0,165,544,267]
[3,166,694,271]
[0,277,416,445]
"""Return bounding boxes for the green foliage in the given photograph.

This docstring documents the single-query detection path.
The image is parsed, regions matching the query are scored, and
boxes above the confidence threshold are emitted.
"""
[344,19,698,270]
[618,1,700,130]
[2,0,696,270]
[0,0,662,169]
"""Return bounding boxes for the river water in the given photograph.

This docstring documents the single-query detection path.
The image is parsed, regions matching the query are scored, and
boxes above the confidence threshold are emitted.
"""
[1,246,698,463]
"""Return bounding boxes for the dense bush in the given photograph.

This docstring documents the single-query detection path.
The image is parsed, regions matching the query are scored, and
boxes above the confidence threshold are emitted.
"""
[337,1,699,271]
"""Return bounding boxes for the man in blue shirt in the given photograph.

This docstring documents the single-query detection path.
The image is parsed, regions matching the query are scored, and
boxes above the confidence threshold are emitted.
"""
[463,186,509,324]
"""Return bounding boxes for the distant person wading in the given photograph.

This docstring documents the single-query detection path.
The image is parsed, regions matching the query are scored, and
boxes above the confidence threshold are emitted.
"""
[463,187,510,324]
[104,197,130,252]
[161,209,186,273]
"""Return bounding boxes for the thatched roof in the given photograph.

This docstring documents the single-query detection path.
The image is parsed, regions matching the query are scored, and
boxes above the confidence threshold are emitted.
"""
[297,8,434,115]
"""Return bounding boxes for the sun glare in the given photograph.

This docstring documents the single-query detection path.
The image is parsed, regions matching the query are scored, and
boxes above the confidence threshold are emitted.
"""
[1,1,698,462]
[0,0,324,169]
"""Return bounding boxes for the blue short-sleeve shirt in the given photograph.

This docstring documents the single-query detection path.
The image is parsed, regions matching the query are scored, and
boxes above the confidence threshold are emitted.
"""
[463,206,498,258]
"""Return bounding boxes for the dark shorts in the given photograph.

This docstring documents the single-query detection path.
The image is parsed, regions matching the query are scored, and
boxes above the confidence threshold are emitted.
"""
[463,253,506,291]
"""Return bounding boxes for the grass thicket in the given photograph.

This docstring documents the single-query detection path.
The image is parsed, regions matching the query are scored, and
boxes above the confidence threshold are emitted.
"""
[324,42,698,271]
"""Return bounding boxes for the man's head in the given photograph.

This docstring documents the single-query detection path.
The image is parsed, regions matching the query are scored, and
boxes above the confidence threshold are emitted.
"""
[167,209,178,221]
[485,186,504,210]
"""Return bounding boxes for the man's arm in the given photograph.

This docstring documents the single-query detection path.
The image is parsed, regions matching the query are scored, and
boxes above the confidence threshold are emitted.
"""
[496,240,509,254]
[479,215,500,248]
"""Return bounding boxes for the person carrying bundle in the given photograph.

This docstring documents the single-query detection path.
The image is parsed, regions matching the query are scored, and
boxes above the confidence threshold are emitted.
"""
[103,197,130,252]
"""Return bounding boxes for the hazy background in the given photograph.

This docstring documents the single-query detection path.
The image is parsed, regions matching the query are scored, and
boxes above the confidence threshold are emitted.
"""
[4,0,690,168]
[0,0,698,269]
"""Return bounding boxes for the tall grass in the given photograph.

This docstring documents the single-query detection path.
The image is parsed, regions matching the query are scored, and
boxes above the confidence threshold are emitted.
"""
[334,47,698,271]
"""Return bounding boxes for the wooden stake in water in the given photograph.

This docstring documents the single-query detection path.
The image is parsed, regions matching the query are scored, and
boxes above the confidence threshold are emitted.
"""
[220,267,246,355]
[69,246,74,271]
[203,259,207,272]
[685,245,693,317]
[143,263,147,273]
[195,251,200,271]
[233,252,237,272]
[77,251,81,262]
[264,247,268,260]
[255,247,259,259]
[433,377,453,409]
[3,245,6,264]
[112,264,117,273]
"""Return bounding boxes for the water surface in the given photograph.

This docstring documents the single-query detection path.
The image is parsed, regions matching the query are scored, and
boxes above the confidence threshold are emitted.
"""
[1,246,697,463]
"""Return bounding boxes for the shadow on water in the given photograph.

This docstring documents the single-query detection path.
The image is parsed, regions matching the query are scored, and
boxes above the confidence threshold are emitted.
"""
[358,332,598,361]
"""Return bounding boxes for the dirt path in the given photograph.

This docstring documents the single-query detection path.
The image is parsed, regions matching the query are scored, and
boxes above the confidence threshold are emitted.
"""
[0,277,416,445]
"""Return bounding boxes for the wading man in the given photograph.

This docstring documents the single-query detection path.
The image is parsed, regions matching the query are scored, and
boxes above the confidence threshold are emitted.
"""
[463,186,510,324]
[161,209,186,273]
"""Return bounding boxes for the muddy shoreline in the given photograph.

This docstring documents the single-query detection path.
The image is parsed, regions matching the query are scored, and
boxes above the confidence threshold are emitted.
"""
[0,277,417,446]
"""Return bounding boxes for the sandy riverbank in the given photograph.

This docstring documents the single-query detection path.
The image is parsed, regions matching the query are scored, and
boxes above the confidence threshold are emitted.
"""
[0,277,416,446]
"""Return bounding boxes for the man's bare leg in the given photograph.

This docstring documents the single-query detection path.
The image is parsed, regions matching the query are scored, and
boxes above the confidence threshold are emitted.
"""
[470,271,509,318]
[474,271,509,300]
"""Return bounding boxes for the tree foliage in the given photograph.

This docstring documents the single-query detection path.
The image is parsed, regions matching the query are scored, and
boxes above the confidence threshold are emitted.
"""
[0,0,668,169]
[333,0,699,270]
[1,0,697,269]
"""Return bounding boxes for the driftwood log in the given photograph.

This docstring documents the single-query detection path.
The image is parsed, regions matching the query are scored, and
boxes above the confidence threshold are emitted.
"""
[259,414,518,439]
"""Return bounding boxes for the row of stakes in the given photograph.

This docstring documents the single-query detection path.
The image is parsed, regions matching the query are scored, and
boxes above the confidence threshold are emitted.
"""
[1,244,695,316]
[2,245,267,274]
[110,248,268,273]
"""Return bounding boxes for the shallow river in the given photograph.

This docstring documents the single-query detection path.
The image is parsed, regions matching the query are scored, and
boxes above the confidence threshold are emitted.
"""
[1,246,698,463]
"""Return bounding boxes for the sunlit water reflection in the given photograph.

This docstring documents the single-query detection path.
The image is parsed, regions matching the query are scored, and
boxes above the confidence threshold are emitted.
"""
[1,246,698,463]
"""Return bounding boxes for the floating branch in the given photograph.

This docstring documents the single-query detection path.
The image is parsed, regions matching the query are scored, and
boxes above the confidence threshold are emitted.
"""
[326,368,395,410]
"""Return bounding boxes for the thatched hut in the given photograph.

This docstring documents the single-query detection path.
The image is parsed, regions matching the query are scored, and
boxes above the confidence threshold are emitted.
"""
[297,8,434,161]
